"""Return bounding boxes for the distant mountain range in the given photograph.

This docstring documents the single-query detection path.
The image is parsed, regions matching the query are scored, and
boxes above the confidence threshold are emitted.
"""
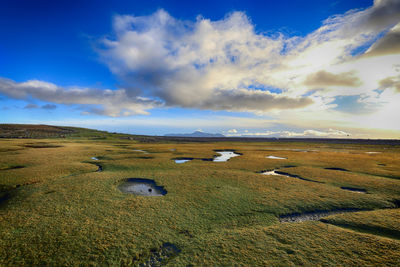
[164,131,225,138]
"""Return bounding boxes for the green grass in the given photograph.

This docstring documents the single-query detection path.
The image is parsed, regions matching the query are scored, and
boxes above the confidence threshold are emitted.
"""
[1,136,400,265]
[321,209,400,240]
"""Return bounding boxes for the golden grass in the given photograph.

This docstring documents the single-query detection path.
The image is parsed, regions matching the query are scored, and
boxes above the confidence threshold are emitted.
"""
[0,138,399,265]
[321,208,400,239]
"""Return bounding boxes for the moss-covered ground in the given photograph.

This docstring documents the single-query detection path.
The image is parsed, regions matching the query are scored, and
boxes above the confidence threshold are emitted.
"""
[1,137,399,265]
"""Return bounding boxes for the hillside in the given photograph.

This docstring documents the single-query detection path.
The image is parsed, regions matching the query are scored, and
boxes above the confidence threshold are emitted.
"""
[0,124,132,140]
[165,131,225,138]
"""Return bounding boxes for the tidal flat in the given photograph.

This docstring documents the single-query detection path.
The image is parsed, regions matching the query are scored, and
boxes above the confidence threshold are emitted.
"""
[1,134,400,266]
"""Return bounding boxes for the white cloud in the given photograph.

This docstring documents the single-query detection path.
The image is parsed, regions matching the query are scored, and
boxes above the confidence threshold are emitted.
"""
[99,10,313,112]
[97,0,400,117]
[225,128,351,138]
[285,129,350,137]
[0,78,160,117]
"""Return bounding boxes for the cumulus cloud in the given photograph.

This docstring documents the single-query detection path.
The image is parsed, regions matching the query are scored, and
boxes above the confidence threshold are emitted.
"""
[359,0,400,31]
[97,0,400,116]
[379,75,400,92]
[283,129,350,137]
[99,10,314,112]
[199,89,312,111]
[0,78,160,116]
[364,23,400,57]
[2,0,400,122]
[304,71,361,87]
[225,128,350,138]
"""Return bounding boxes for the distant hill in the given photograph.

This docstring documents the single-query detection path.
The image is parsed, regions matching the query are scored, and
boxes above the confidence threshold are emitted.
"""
[164,131,225,138]
[0,124,135,140]
[1,124,399,145]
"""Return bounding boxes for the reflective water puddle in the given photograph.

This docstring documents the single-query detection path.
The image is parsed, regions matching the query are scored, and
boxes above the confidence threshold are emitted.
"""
[261,170,286,176]
[266,156,287,160]
[95,164,103,172]
[89,157,102,172]
[172,150,241,163]
[213,151,241,162]
[260,169,323,183]
[133,149,149,154]
[174,157,194,164]
[118,178,167,196]
[175,159,191,164]
[340,187,367,193]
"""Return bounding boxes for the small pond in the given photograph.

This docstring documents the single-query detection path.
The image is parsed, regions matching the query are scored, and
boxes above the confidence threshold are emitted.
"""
[95,164,103,172]
[174,158,193,164]
[213,151,241,162]
[260,169,323,183]
[118,178,167,196]
[91,157,99,160]
[340,186,367,193]
[261,170,285,176]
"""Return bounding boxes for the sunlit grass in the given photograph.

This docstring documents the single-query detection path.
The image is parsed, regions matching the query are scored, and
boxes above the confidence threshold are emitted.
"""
[1,138,399,265]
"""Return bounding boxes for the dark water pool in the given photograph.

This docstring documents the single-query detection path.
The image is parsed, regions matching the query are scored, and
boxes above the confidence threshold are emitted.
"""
[118,178,167,196]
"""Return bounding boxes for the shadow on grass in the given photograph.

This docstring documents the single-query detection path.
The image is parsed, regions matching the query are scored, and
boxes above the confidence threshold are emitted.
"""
[0,165,25,171]
[320,220,400,240]
[135,242,181,266]
[23,143,62,148]
[279,208,368,223]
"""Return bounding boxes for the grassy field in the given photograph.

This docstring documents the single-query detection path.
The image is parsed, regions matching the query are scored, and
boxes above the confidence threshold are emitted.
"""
[1,126,400,265]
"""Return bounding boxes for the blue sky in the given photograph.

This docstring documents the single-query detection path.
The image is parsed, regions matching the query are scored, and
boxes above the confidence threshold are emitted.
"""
[1,0,399,138]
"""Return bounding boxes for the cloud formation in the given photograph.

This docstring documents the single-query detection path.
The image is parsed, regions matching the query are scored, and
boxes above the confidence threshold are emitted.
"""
[23,103,57,110]
[24,104,39,109]
[0,78,160,116]
[98,0,400,116]
[100,10,314,112]
[304,71,361,87]
[225,128,350,138]
[379,75,400,92]
[1,0,399,129]
[364,23,400,57]
[41,104,57,110]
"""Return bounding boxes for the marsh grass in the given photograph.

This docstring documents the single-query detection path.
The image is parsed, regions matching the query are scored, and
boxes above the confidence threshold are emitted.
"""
[321,208,400,240]
[0,138,399,265]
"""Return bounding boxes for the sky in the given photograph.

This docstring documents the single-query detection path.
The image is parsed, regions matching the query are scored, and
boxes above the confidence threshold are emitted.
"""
[0,0,399,138]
